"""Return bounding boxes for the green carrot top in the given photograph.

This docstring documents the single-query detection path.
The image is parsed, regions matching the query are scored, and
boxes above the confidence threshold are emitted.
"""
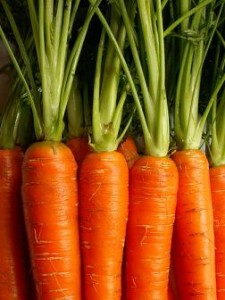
[0,0,101,142]
[169,0,225,151]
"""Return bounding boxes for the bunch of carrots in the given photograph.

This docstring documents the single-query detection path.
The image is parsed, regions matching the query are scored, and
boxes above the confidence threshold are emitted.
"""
[0,1,225,299]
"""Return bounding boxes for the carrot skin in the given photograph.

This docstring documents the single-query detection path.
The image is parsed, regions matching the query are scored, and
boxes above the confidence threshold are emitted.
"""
[117,136,139,168]
[168,283,175,300]
[210,165,225,299]
[0,148,30,300]
[22,141,81,299]
[79,151,129,300]
[171,149,217,299]
[117,136,139,298]
[66,136,91,169]
[125,156,178,300]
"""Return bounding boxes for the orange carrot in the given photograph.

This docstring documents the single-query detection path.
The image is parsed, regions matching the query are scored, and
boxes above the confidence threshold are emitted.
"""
[79,151,129,299]
[125,156,178,299]
[22,141,81,299]
[168,259,177,300]
[210,165,225,299]
[117,136,139,168]
[66,136,91,169]
[0,148,30,300]
[168,283,175,300]
[171,149,216,299]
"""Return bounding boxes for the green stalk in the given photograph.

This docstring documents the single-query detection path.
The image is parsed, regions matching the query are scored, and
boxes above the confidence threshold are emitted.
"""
[207,20,225,166]
[88,0,152,154]
[55,1,72,105]
[112,86,129,136]
[59,1,103,122]
[1,0,101,142]
[199,73,225,140]
[155,0,170,153]
[0,25,43,139]
[86,3,138,152]
[164,0,213,37]
[83,83,92,131]
[0,97,20,149]
[117,0,154,130]
[52,1,63,68]
[92,27,105,146]
[180,0,190,31]
[1,1,40,112]
[0,38,35,149]
[137,0,159,101]
[99,7,126,124]
[27,1,40,62]
[113,0,170,156]
[45,0,53,61]
[173,0,221,150]
[38,0,50,136]
[67,77,85,138]
[68,1,80,37]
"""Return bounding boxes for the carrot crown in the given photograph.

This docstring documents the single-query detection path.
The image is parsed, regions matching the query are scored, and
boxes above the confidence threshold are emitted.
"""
[84,3,135,153]
[88,0,170,156]
[206,16,225,166]
[0,32,34,149]
[169,0,225,151]
[66,76,91,139]
[0,1,102,142]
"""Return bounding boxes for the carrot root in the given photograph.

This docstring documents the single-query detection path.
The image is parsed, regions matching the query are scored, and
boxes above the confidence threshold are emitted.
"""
[125,155,178,300]
[79,151,129,300]
[0,148,30,300]
[210,165,225,300]
[22,141,81,299]
[171,149,217,300]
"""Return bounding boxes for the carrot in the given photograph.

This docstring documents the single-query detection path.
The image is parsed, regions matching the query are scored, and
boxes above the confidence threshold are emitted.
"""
[168,258,177,300]
[125,156,178,299]
[22,141,81,299]
[168,282,175,300]
[79,151,128,299]
[0,30,35,298]
[66,136,91,168]
[77,4,132,298]
[171,149,216,299]
[209,166,225,299]
[205,13,225,298]
[117,136,139,168]
[0,148,30,300]
[0,2,101,299]
[165,1,223,299]
[92,1,179,298]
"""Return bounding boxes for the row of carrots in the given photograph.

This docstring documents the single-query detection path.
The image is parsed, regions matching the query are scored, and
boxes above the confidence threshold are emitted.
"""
[1,1,225,299]
[1,134,224,299]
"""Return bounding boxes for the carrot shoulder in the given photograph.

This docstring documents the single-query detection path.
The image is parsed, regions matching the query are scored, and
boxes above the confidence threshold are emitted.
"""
[210,165,225,300]
[125,155,178,300]
[66,136,91,169]
[79,151,129,300]
[0,148,30,300]
[171,149,216,299]
[22,141,81,299]
[117,136,139,169]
